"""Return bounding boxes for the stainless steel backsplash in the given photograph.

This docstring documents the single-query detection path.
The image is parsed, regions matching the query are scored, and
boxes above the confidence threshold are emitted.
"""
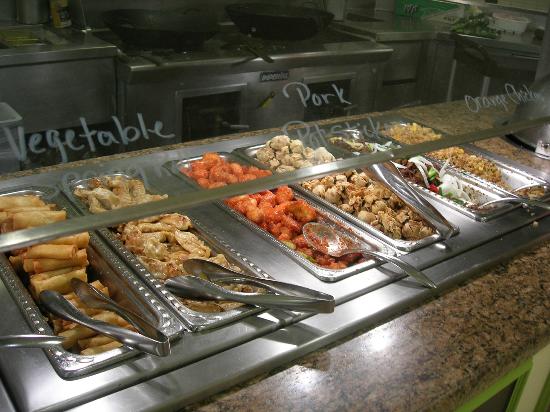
[0,0,16,22]
[71,0,327,30]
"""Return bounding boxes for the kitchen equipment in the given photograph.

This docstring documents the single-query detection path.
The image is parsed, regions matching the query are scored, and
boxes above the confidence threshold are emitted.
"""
[302,222,437,289]
[102,9,219,51]
[226,3,334,41]
[182,259,336,301]
[492,13,529,35]
[0,334,65,349]
[71,279,168,340]
[39,290,171,357]
[16,0,48,24]
[165,276,335,313]
[506,74,550,159]
[0,103,22,174]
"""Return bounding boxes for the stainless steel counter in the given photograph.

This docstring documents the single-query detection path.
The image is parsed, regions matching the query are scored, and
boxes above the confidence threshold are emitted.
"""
[333,11,542,55]
[0,24,117,67]
[0,123,548,411]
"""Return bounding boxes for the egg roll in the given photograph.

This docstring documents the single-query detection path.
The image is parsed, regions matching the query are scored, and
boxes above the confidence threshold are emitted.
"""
[25,244,77,260]
[12,210,66,230]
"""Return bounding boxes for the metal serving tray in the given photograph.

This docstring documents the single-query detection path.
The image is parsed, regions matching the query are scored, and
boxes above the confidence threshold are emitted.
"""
[369,115,550,206]
[446,144,550,199]
[64,175,269,331]
[164,152,250,189]
[165,154,398,282]
[219,193,396,282]
[0,187,183,378]
[396,163,516,221]
[233,144,350,171]
[235,144,447,252]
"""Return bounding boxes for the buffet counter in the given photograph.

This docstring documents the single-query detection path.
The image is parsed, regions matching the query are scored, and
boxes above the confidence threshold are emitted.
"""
[0,101,548,411]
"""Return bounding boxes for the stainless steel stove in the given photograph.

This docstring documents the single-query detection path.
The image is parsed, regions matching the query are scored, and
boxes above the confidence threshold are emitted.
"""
[93,27,393,150]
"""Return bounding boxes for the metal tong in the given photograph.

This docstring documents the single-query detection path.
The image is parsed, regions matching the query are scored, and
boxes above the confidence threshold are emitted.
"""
[0,334,65,349]
[365,162,457,239]
[165,260,335,313]
[40,283,171,357]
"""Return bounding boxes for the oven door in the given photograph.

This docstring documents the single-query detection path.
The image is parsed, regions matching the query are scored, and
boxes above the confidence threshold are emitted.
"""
[302,73,357,122]
[175,84,249,142]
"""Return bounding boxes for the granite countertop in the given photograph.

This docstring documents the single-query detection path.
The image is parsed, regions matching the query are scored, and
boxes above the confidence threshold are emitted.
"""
[332,10,542,55]
[1,101,548,411]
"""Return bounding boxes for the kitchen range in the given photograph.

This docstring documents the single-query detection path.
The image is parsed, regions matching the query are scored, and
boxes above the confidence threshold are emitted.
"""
[0,1,549,411]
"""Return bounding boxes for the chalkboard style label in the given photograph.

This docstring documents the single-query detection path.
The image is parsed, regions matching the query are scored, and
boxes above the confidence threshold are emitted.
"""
[260,71,290,82]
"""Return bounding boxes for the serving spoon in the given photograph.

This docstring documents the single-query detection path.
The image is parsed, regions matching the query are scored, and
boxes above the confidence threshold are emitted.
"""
[302,222,437,289]
[476,197,550,211]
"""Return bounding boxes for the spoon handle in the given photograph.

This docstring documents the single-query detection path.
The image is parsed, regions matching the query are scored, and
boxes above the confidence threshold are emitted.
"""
[165,276,335,313]
[354,249,437,289]
[0,334,65,349]
[40,290,170,356]
[479,197,550,211]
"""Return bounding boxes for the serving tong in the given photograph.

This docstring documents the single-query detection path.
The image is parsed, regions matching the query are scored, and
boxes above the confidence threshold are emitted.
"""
[364,162,457,239]
[165,259,335,313]
[39,280,171,357]
[0,334,65,349]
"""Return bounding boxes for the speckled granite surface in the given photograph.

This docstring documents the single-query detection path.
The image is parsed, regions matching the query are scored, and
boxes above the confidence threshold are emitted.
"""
[2,101,549,411]
[187,242,549,412]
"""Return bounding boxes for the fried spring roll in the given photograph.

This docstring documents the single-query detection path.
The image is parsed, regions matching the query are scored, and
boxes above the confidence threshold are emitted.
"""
[5,206,55,213]
[8,255,23,271]
[12,210,66,230]
[48,233,90,248]
[81,341,122,356]
[78,335,115,350]
[25,244,77,260]
[0,212,8,223]
[30,268,87,297]
[0,195,45,209]
[58,311,128,349]
[24,249,88,273]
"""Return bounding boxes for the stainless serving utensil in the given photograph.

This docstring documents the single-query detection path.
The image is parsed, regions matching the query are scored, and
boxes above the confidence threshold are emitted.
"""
[476,197,550,211]
[182,259,335,301]
[165,276,335,313]
[365,162,456,239]
[302,222,437,289]
[39,290,171,357]
[0,334,65,349]
[70,279,168,343]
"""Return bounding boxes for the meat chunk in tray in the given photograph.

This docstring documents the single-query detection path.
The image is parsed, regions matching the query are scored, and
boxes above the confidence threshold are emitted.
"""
[74,175,258,313]
[302,171,434,241]
[0,194,133,355]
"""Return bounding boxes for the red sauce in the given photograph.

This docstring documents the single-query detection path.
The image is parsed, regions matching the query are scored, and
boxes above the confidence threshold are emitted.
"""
[225,186,363,270]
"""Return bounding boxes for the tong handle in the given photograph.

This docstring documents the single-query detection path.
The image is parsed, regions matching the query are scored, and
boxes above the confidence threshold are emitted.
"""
[166,276,334,313]
[0,334,65,349]
[40,290,170,357]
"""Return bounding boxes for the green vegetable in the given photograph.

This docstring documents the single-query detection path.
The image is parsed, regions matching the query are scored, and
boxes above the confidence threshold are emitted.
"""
[298,251,316,263]
[428,167,438,181]
[283,240,296,250]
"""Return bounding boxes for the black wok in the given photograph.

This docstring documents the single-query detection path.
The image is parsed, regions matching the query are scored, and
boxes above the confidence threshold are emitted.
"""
[226,3,334,41]
[103,9,219,51]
